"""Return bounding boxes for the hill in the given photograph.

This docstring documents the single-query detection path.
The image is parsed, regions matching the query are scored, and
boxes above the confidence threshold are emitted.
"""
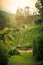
[0,10,40,29]
[0,10,15,20]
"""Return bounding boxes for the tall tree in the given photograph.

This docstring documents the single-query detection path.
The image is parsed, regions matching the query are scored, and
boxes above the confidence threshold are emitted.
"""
[35,0,43,24]
[24,6,29,14]
[32,0,43,61]
[15,8,25,28]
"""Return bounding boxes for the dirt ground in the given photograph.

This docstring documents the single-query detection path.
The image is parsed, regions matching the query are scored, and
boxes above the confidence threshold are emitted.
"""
[18,49,32,53]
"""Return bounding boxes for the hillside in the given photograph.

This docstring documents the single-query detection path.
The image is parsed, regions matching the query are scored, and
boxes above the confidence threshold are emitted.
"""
[0,10,14,20]
[0,10,40,29]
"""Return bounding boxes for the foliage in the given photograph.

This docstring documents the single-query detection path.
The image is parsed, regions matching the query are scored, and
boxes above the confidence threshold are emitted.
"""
[0,41,8,65]
[32,0,43,61]
[17,43,32,50]
[8,47,20,56]
[32,24,43,60]
[35,0,43,24]
[37,61,43,65]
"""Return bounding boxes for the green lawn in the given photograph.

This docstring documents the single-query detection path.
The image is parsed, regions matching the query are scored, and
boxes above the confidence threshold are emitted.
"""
[8,52,38,65]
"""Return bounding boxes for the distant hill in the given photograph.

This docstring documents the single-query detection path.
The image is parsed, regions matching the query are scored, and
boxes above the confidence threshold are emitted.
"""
[0,10,15,29]
[0,10,15,21]
[0,10,40,29]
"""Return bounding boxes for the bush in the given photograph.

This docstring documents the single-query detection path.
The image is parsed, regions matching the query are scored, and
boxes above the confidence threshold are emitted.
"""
[8,47,20,56]
[17,43,32,50]
[0,41,8,65]
[32,33,43,61]
[38,61,43,65]
[35,19,43,25]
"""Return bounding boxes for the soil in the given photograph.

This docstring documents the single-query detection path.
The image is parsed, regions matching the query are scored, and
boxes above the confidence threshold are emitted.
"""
[18,49,32,53]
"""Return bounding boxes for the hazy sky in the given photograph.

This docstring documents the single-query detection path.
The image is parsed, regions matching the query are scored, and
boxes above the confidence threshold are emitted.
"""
[0,0,37,13]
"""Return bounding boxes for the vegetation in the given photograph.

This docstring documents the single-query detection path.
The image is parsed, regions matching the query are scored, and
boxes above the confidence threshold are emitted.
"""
[32,0,43,61]
[0,0,43,64]
[0,41,8,65]
[8,52,38,65]
[8,47,20,56]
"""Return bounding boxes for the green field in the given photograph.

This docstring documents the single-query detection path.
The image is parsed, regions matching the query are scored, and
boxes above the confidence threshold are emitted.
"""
[8,52,38,65]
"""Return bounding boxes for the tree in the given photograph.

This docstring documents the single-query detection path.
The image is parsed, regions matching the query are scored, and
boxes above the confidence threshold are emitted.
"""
[15,8,25,28]
[35,0,43,24]
[24,6,32,24]
[32,0,43,61]
[24,6,29,14]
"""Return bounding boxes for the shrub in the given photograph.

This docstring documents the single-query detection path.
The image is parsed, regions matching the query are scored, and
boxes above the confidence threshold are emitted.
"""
[38,61,43,65]
[8,47,20,56]
[35,19,43,25]
[32,33,43,61]
[17,43,32,50]
[0,41,8,65]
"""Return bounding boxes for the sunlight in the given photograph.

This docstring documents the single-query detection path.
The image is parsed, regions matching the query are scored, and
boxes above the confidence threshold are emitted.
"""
[1,0,37,13]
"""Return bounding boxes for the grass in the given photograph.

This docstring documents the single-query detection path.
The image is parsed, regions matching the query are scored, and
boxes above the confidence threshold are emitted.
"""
[8,52,38,65]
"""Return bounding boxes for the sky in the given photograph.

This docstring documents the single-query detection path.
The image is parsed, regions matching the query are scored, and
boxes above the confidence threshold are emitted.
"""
[0,0,38,13]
